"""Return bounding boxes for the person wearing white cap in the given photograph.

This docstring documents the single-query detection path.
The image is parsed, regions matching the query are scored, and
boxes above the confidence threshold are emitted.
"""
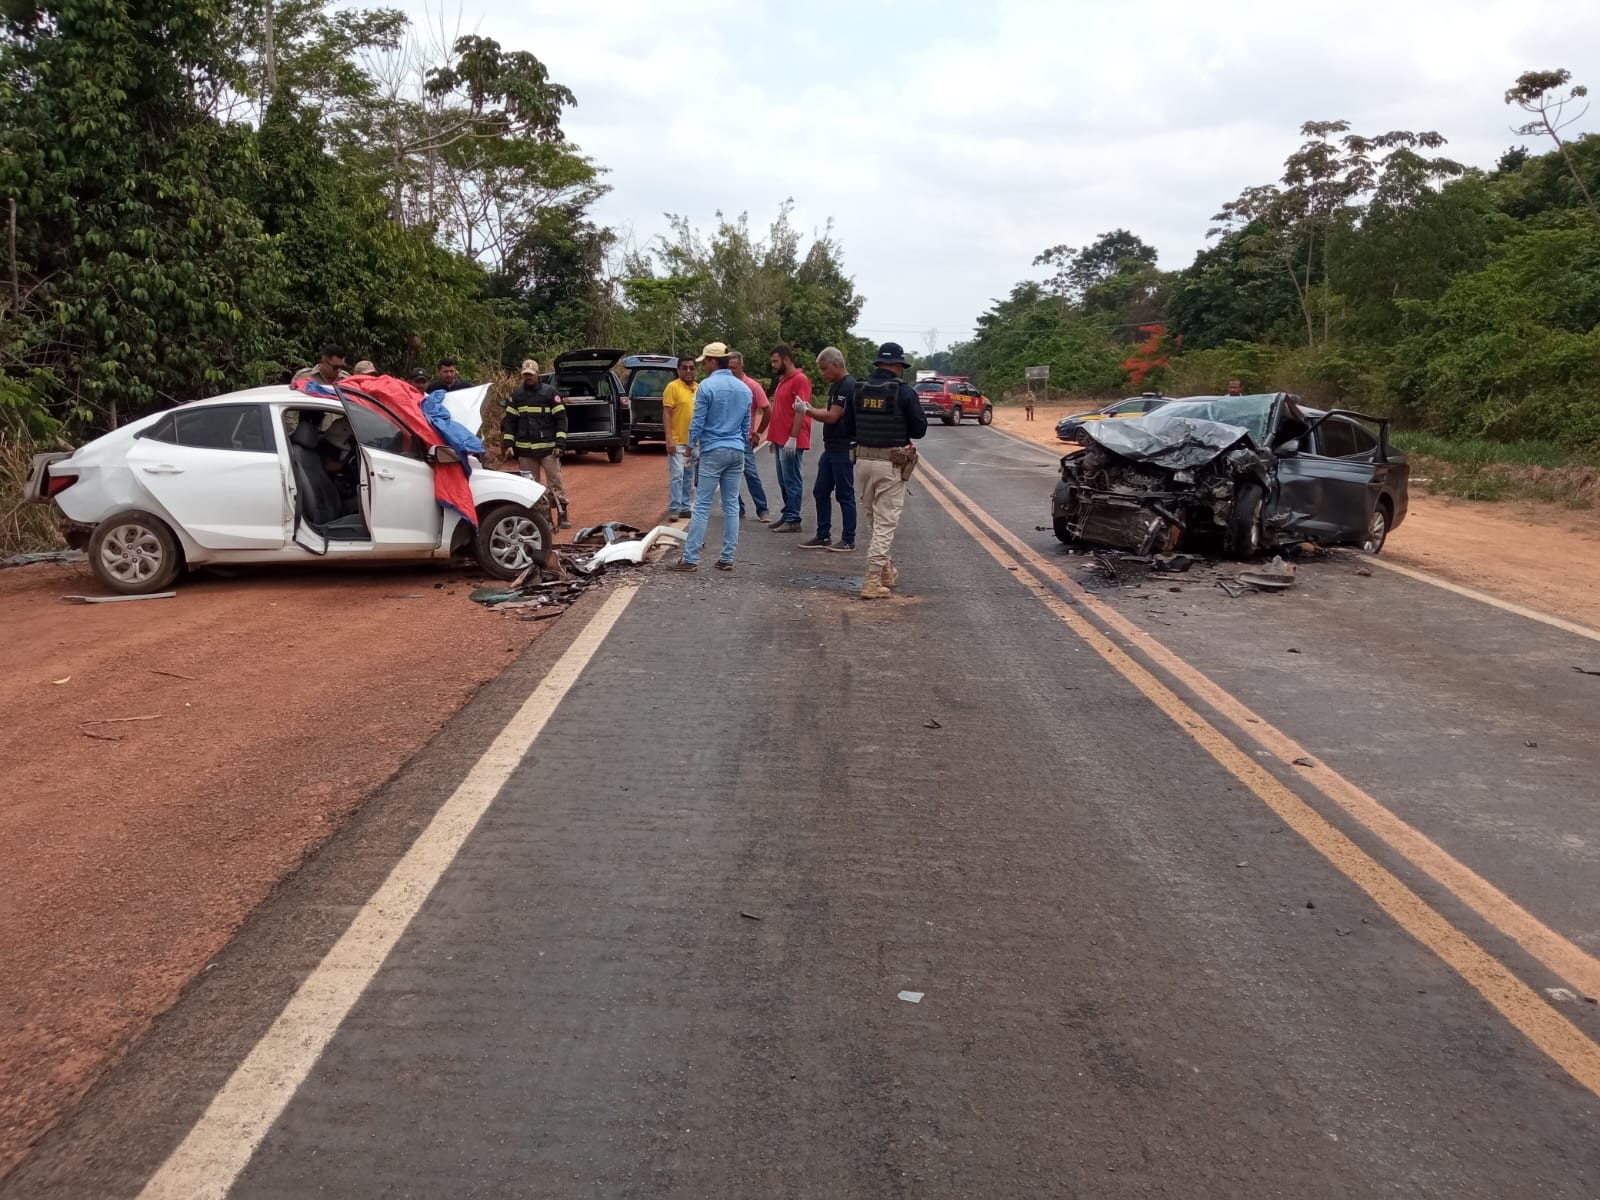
[670,342,751,572]
[501,359,570,527]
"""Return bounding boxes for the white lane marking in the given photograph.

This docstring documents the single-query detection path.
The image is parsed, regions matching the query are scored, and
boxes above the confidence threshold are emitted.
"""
[975,425,1600,646]
[1368,556,1600,645]
[139,584,641,1200]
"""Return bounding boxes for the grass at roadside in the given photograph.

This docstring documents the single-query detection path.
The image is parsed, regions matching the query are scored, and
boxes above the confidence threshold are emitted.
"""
[1392,433,1600,508]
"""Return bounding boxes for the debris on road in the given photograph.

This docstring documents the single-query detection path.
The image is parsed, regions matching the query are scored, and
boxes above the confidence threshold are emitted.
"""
[574,524,687,574]
[1235,556,1296,592]
[573,521,645,546]
[1355,567,1373,577]
[3,550,85,569]
[151,669,197,681]
[924,719,943,729]
[52,676,70,685]
[898,991,924,1004]
[739,911,763,922]
[62,592,176,604]
[1572,666,1600,677]
[1292,757,1316,767]
[1546,987,1579,1003]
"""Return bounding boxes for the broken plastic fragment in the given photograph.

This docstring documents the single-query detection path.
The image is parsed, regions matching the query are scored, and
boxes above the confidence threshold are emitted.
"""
[898,991,924,1004]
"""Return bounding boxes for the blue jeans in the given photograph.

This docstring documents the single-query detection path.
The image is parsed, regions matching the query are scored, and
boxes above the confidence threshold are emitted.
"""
[773,444,805,523]
[667,447,691,512]
[741,446,768,516]
[684,447,744,565]
[813,449,856,543]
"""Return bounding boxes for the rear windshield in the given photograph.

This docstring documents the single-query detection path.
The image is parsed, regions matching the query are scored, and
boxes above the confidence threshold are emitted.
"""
[914,381,946,393]
[629,368,677,398]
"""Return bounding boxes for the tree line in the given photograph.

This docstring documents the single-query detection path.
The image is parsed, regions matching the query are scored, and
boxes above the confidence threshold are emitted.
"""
[944,70,1600,450]
[0,0,869,447]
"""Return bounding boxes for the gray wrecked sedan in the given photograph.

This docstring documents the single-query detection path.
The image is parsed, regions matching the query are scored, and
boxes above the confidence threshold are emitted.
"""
[1050,393,1409,557]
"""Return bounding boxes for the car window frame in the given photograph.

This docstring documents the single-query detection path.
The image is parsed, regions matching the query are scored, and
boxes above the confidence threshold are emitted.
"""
[344,401,428,461]
[137,404,271,453]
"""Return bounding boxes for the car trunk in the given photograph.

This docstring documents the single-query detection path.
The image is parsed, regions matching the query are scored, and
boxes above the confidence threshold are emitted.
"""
[551,349,625,445]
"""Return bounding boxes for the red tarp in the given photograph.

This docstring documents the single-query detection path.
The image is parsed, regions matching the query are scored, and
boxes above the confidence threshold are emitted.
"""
[291,375,477,527]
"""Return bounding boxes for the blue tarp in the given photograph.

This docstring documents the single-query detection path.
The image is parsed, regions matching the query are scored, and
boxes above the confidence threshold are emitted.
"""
[421,390,486,472]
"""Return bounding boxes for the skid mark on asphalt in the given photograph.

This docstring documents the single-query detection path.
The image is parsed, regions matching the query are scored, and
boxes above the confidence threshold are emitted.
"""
[136,585,641,1200]
[921,458,1600,1003]
[916,464,1600,1100]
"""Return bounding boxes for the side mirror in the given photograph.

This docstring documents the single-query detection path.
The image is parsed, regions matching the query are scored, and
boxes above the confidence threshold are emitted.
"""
[430,445,462,466]
[1277,439,1301,456]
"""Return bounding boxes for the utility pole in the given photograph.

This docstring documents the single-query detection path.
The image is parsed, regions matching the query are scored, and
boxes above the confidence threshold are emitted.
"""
[263,0,277,96]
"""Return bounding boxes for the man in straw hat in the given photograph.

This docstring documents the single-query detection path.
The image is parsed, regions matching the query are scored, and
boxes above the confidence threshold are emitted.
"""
[670,342,751,573]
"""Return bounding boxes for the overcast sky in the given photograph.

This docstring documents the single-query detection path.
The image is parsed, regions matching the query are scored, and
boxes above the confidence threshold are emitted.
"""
[398,0,1598,351]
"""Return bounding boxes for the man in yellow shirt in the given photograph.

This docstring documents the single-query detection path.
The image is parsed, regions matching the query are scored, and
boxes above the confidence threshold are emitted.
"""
[662,354,698,517]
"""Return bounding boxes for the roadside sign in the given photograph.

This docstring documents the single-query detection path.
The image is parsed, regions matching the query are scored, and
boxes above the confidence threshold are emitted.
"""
[1025,366,1049,382]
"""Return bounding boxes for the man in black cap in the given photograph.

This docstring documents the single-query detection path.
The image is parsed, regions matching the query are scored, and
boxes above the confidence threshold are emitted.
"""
[840,342,927,599]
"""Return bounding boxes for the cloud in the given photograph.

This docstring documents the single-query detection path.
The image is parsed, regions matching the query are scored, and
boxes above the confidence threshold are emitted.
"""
[394,0,1600,347]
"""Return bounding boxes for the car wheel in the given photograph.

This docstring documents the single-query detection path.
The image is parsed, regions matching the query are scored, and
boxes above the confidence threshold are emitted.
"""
[607,445,625,464]
[979,406,994,426]
[942,408,958,426]
[1053,516,1075,544]
[89,510,183,595]
[1362,500,1391,555]
[475,503,554,580]
[1226,482,1265,558]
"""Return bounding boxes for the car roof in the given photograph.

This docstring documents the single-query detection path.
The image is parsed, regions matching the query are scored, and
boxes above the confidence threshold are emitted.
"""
[176,385,336,408]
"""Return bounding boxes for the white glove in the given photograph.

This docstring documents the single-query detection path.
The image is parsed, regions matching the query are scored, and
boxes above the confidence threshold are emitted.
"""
[792,397,808,415]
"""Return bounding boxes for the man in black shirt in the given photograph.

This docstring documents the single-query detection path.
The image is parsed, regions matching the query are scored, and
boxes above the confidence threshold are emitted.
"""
[839,342,927,598]
[798,345,857,552]
[426,357,473,393]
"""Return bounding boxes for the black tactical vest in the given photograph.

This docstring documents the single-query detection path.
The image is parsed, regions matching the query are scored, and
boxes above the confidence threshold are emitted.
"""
[853,377,909,447]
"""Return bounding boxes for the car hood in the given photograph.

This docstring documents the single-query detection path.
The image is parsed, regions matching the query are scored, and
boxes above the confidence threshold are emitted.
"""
[1082,409,1256,470]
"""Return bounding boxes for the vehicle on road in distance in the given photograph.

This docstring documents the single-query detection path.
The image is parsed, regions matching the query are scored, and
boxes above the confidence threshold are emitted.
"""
[545,348,630,463]
[1054,393,1171,443]
[914,376,995,426]
[621,353,679,448]
[28,384,552,595]
[1051,392,1409,557]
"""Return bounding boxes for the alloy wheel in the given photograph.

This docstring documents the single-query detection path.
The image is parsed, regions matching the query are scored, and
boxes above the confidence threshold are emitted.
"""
[489,514,544,570]
[99,522,165,585]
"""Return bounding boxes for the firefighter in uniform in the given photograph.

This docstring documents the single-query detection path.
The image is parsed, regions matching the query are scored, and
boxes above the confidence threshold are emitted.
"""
[840,342,928,599]
[501,359,571,528]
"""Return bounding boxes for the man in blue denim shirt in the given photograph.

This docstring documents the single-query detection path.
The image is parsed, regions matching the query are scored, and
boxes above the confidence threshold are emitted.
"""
[671,342,753,572]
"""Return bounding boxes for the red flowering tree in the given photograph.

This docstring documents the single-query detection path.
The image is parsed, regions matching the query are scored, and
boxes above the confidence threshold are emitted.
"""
[1120,324,1179,388]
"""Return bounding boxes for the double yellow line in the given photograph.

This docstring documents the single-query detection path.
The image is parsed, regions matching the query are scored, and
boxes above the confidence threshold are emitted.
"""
[917,460,1600,1097]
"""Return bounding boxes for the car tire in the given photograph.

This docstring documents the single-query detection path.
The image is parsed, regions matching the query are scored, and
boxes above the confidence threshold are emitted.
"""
[942,408,958,426]
[475,503,554,580]
[1053,516,1075,544]
[1362,499,1392,555]
[979,406,994,426]
[88,510,184,595]
[1226,481,1265,558]
[607,445,625,464]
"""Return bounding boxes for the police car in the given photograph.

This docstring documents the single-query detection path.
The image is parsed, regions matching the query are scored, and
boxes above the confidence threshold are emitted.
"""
[913,376,994,427]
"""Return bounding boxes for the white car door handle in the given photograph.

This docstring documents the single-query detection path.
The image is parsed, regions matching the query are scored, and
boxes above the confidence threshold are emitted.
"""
[373,468,396,481]
[141,464,184,475]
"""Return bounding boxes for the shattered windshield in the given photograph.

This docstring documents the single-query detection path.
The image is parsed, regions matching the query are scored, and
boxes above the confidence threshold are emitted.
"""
[1150,394,1279,443]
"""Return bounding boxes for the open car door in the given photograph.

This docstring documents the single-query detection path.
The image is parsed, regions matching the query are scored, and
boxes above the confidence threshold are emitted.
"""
[339,397,443,550]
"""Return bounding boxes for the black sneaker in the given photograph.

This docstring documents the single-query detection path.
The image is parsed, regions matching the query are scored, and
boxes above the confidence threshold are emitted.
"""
[799,536,831,549]
[828,541,856,553]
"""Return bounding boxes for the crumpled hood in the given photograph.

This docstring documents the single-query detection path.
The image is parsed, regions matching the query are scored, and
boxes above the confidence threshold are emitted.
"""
[1083,411,1255,470]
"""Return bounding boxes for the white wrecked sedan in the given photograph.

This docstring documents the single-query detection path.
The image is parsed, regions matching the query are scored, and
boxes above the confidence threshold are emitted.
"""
[27,382,551,595]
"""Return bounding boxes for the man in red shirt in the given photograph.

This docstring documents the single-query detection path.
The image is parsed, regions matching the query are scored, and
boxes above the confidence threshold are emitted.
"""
[730,353,771,520]
[766,343,812,531]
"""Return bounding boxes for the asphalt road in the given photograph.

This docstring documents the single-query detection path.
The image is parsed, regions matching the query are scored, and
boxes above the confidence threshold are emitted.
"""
[6,428,1598,1198]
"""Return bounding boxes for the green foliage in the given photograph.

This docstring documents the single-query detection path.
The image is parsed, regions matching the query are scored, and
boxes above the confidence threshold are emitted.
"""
[1388,220,1600,444]
[948,282,1127,397]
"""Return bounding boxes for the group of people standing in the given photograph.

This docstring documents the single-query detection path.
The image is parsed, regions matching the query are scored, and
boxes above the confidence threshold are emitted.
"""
[667,340,927,599]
